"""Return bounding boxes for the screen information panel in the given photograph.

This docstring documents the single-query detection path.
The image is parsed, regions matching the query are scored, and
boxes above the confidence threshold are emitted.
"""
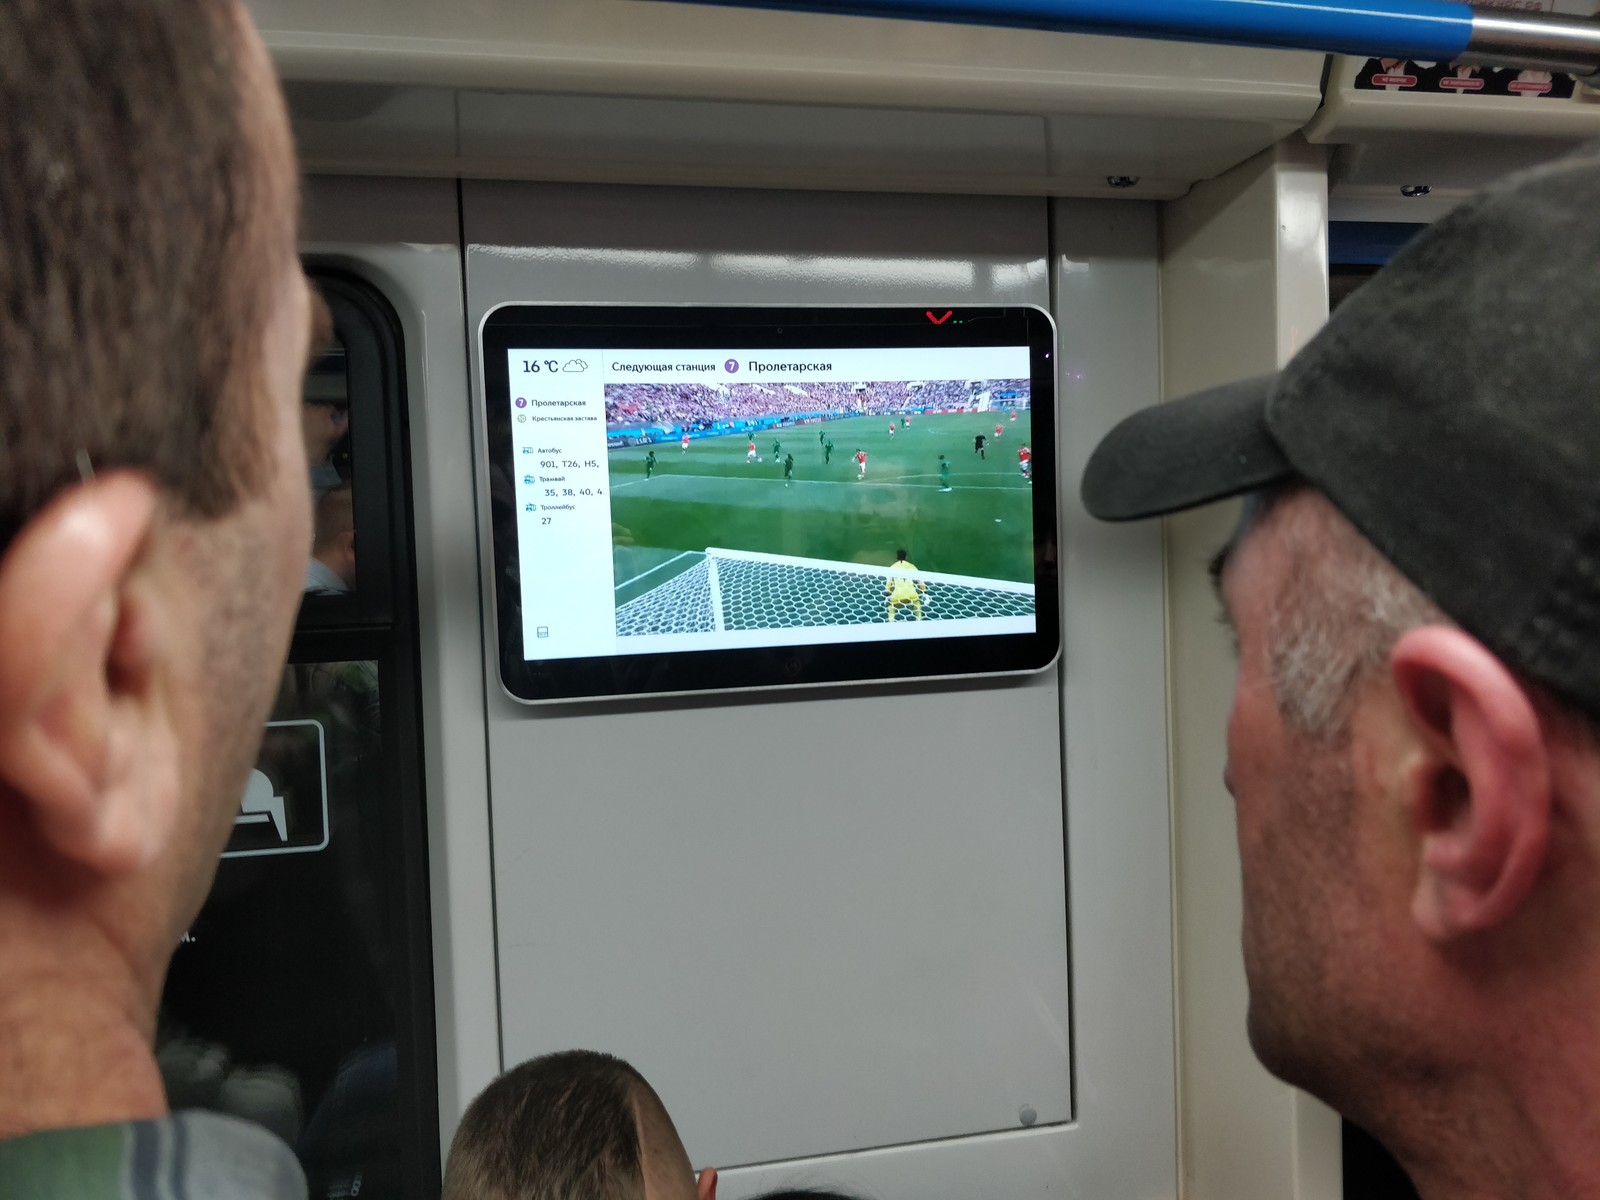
[481,306,1059,702]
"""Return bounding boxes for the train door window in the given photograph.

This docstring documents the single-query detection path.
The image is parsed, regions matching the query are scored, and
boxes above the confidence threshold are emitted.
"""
[158,272,438,1200]
[303,340,354,595]
[299,276,403,623]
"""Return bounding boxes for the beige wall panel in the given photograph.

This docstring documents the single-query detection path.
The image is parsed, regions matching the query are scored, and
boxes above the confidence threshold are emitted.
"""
[1159,138,1341,1200]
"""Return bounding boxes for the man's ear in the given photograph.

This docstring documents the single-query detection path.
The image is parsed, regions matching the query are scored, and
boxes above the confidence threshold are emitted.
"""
[0,471,172,877]
[696,1167,718,1200]
[1389,626,1551,941]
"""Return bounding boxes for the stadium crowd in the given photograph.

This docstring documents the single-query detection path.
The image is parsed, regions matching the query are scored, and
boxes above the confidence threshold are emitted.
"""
[606,378,1029,429]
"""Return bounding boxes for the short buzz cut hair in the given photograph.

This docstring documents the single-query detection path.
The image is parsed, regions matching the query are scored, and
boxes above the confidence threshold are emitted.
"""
[1214,486,1446,738]
[0,0,284,553]
[444,1051,667,1200]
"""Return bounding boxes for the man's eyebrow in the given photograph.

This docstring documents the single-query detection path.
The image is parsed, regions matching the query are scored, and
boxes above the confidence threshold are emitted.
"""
[306,290,334,369]
[1208,540,1233,598]
[1208,538,1239,636]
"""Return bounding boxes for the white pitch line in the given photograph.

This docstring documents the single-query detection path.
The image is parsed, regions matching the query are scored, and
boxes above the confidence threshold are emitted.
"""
[610,473,1030,493]
[902,473,1024,486]
[614,549,699,592]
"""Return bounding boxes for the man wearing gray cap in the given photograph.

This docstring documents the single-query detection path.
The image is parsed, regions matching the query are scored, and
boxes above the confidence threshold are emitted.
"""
[1082,146,1600,1200]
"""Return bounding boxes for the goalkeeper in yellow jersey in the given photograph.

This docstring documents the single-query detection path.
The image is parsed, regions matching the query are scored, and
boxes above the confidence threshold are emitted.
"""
[885,548,928,621]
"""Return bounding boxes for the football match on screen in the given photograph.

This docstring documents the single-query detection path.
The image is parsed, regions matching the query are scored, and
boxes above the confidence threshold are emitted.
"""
[605,378,1036,641]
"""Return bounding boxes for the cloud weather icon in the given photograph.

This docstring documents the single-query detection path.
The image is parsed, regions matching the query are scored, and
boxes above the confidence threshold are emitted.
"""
[563,359,589,373]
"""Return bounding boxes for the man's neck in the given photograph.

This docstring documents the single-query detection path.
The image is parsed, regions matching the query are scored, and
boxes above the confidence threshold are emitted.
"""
[0,936,168,1137]
[1382,1016,1600,1200]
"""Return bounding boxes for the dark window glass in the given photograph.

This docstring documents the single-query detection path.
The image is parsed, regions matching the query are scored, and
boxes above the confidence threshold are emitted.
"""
[160,272,436,1200]
[304,340,356,598]
[160,660,408,1199]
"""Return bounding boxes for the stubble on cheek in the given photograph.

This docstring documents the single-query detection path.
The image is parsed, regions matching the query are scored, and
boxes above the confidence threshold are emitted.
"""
[1238,731,1365,1086]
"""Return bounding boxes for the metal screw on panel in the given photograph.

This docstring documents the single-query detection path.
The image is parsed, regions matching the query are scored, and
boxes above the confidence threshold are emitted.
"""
[1400,184,1433,198]
[1106,176,1140,189]
[1019,1104,1038,1127]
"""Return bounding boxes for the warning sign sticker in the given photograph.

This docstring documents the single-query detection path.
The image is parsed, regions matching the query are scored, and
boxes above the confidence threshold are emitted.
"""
[1353,0,1590,97]
[1354,59,1577,98]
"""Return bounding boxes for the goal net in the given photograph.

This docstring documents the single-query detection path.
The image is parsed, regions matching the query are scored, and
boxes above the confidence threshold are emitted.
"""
[614,547,1034,637]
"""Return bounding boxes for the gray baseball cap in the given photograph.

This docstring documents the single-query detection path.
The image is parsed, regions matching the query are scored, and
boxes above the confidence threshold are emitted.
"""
[1080,142,1600,719]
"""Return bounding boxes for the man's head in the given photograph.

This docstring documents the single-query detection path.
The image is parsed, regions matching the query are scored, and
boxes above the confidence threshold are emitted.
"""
[312,484,357,589]
[0,0,315,1132]
[302,395,350,467]
[443,1051,718,1200]
[1083,144,1600,1176]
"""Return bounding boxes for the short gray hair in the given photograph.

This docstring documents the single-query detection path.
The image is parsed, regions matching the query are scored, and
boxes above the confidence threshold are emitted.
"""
[1248,488,1447,737]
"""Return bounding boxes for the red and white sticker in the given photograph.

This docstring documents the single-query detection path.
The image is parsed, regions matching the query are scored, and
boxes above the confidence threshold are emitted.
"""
[1373,73,1417,87]
[1440,76,1486,90]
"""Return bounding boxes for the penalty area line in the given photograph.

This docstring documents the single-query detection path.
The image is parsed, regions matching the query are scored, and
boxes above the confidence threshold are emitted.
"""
[614,550,699,592]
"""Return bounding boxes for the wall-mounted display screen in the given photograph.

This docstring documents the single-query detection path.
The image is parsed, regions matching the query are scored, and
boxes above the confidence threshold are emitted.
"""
[480,305,1059,703]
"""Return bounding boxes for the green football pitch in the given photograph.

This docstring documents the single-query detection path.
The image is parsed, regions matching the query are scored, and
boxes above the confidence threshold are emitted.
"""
[609,412,1034,605]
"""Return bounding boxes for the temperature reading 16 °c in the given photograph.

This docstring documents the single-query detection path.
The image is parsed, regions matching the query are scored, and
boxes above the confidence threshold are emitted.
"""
[521,359,561,373]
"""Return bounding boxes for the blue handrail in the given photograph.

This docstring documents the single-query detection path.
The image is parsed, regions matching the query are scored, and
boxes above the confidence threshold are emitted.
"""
[673,0,1477,60]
